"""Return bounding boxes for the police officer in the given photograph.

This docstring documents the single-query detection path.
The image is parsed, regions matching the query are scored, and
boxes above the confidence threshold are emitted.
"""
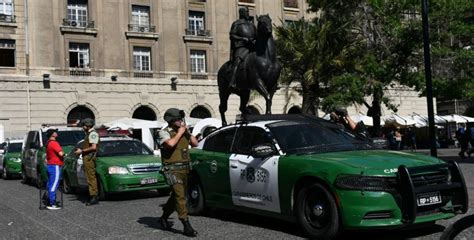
[158,108,198,237]
[330,107,370,139]
[74,118,100,206]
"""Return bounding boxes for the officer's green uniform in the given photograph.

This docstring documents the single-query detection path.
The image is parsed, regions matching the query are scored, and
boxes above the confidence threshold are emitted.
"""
[159,127,191,220]
[83,128,99,197]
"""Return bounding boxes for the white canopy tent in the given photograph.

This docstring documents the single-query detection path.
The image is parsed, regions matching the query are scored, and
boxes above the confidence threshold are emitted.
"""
[350,113,385,127]
[440,114,473,123]
[383,114,416,128]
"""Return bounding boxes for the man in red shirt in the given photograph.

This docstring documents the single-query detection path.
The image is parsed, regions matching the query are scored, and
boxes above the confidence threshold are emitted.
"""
[45,128,65,210]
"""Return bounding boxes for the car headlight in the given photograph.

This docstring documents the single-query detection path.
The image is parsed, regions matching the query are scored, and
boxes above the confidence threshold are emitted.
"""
[334,174,397,192]
[108,166,129,175]
[9,157,22,162]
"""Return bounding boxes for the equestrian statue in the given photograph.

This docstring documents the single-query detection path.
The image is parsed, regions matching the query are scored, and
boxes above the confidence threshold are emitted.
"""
[217,7,281,125]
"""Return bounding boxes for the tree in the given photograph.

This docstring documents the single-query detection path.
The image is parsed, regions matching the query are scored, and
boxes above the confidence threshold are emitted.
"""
[428,0,474,114]
[275,0,361,115]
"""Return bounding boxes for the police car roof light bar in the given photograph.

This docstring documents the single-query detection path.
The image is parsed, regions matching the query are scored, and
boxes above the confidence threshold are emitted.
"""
[239,114,327,123]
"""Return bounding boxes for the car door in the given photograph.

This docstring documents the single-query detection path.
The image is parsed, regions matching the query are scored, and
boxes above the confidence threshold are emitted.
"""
[23,131,39,178]
[197,127,237,205]
[63,145,81,187]
[229,126,281,213]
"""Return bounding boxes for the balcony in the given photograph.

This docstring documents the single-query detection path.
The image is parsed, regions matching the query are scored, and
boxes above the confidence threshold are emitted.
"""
[0,14,16,27]
[133,71,154,78]
[69,68,92,76]
[191,73,208,80]
[60,19,98,36]
[183,28,213,43]
[125,24,159,40]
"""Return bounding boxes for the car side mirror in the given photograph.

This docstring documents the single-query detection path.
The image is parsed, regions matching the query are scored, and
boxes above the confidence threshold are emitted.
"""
[251,143,277,159]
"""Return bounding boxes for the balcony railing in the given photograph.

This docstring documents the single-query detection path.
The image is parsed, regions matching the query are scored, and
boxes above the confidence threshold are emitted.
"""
[133,71,153,78]
[191,73,208,79]
[62,18,95,28]
[69,68,92,76]
[0,14,15,23]
[284,0,299,8]
[239,0,255,3]
[185,28,211,37]
[128,24,156,33]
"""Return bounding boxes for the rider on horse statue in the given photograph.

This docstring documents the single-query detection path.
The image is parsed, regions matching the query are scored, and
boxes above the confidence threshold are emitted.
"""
[229,7,257,90]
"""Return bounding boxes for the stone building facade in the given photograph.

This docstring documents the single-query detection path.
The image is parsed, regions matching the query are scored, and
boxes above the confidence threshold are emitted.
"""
[0,0,432,138]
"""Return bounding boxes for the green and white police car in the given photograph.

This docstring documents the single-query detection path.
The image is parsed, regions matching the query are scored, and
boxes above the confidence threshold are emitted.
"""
[186,115,468,239]
[0,139,23,179]
[62,135,169,199]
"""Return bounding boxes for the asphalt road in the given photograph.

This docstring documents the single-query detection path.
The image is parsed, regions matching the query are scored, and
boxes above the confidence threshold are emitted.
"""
[0,149,473,240]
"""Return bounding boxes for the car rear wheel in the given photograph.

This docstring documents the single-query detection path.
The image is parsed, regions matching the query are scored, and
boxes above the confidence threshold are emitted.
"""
[62,173,75,194]
[21,166,31,184]
[97,178,107,201]
[295,183,340,240]
[187,175,205,215]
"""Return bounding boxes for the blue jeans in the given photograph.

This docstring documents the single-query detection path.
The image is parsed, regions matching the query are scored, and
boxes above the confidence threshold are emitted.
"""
[47,165,62,205]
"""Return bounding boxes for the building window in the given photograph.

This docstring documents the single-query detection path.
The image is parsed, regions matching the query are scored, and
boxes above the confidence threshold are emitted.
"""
[69,43,90,68]
[190,50,206,73]
[188,11,205,35]
[67,0,88,27]
[0,39,15,67]
[283,0,298,8]
[133,47,151,71]
[132,5,150,26]
[67,106,95,124]
[238,0,255,3]
[190,106,211,119]
[0,0,13,22]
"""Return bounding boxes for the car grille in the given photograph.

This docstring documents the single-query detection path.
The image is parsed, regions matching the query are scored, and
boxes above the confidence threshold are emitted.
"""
[128,165,161,174]
[410,172,449,187]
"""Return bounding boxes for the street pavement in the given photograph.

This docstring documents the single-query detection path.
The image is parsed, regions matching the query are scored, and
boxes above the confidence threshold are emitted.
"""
[0,148,472,240]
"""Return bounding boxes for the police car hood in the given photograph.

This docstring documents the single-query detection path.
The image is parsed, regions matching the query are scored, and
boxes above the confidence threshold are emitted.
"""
[97,155,162,168]
[302,150,443,171]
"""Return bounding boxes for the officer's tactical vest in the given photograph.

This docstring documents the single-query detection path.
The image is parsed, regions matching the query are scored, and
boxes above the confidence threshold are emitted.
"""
[83,129,99,158]
[161,129,190,164]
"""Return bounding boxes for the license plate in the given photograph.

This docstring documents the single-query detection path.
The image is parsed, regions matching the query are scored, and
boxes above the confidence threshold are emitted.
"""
[417,192,442,206]
[140,177,158,185]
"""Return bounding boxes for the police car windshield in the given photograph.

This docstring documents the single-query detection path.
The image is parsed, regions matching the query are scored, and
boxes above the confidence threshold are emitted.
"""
[7,143,22,152]
[42,130,85,146]
[98,140,153,157]
[267,121,374,154]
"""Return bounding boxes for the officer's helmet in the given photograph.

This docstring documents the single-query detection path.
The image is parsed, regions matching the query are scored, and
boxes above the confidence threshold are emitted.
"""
[164,108,185,123]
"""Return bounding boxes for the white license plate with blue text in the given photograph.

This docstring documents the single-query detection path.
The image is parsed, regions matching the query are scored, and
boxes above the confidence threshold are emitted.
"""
[417,192,442,206]
[140,177,158,185]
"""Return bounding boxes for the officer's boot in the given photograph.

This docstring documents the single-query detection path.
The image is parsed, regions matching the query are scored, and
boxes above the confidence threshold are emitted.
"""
[86,196,99,206]
[181,219,197,237]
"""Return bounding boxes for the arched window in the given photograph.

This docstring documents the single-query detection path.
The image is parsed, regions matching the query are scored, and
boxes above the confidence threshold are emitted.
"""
[247,106,260,115]
[67,106,95,124]
[190,106,211,119]
[288,106,302,114]
[133,106,157,121]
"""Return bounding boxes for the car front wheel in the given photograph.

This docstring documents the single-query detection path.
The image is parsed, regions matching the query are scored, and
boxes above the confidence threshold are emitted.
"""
[187,175,205,215]
[97,177,107,200]
[62,173,75,194]
[2,166,9,180]
[295,183,340,240]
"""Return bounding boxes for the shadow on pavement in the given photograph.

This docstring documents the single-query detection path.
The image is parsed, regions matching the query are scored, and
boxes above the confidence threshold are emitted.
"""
[66,189,165,203]
[338,223,445,240]
[137,216,182,234]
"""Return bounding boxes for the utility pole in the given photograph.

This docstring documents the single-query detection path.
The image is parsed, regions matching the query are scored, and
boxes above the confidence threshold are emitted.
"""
[421,0,437,157]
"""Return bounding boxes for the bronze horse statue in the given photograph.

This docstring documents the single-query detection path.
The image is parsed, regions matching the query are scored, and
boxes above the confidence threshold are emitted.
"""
[217,15,281,125]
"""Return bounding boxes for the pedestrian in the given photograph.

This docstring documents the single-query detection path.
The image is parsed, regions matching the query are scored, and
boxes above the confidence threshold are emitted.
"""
[329,107,369,139]
[158,108,199,237]
[456,123,468,158]
[407,127,417,152]
[467,125,474,157]
[395,128,402,150]
[45,128,64,210]
[74,118,100,205]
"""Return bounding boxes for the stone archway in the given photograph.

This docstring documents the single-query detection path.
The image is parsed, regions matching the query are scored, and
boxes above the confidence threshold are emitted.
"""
[288,106,302,114]
[190,105,212,119]
[247,105,261,115]
[67,106,95,124]
[132,106,157,121]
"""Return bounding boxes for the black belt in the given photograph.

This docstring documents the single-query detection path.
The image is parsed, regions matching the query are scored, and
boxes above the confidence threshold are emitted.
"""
[164,162,191,171]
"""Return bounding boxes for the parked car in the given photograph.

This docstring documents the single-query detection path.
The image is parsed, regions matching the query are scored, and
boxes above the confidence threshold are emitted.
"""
[186,114,468,239]
[62,135,168,200]
[21,125,85,187]
[0,139,23,179]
